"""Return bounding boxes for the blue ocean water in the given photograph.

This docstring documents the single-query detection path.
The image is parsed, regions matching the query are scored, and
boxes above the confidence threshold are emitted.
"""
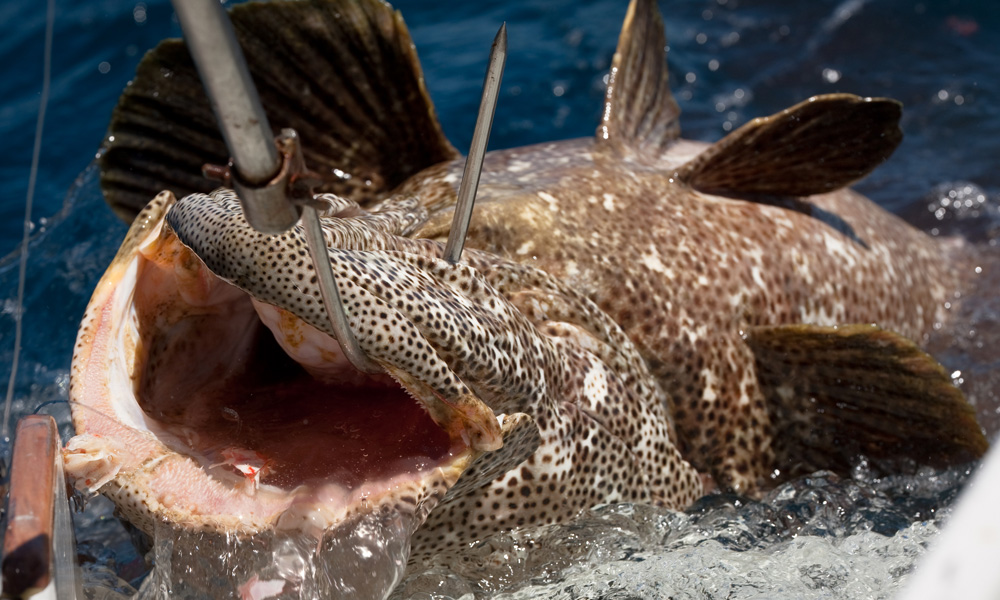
[0,0,998,597]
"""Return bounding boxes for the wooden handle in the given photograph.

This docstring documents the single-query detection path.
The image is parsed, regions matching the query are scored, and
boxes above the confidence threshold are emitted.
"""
[2,415,59,597]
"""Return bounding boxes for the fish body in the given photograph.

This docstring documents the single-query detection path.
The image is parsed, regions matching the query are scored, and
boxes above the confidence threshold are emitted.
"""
[67,0,986,593]
[407,135,957,492]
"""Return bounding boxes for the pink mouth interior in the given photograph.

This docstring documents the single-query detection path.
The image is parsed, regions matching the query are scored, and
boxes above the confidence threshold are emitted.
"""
[133,264,456,492]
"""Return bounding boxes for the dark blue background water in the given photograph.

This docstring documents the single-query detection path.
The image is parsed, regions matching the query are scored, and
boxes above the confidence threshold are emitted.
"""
[0,0,997,451]
[0,0,997,594]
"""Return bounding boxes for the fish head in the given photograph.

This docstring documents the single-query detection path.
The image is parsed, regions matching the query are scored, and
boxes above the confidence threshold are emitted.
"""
[67,188,700,569]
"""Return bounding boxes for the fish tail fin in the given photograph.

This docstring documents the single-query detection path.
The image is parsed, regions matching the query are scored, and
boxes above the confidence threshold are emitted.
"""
[745,324,987,481]
[101,0,457,221]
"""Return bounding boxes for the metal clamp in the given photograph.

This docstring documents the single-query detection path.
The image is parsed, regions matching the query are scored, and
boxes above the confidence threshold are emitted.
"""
[170,0,294,233]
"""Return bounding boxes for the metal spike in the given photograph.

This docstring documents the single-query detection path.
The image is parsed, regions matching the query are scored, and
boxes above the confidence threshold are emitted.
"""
[301,205,382,374]
[443,23,507,265]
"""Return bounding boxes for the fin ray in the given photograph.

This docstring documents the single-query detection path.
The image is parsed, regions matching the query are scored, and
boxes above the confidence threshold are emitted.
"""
[675,94,902,198]
[596,0,681,155]
[101,0,457,220]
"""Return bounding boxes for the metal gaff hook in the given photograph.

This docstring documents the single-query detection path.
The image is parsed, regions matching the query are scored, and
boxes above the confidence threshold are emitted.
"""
[171,0,379,373]
[171,0,506,371]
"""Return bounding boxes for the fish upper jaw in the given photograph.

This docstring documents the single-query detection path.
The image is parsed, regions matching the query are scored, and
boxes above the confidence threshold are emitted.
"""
[167,189,556,431]
[66,189,506,539]
[247,298,503,455]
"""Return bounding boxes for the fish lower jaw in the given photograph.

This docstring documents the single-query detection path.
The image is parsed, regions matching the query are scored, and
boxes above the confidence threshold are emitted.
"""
[83,448,472,538]
[66,219,480,539]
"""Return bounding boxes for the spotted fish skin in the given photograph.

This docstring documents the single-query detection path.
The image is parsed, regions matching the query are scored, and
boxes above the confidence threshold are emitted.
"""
[390,0,965,492]
[167,190,704,559]
[87,0,986,577]
[410,138,955,492]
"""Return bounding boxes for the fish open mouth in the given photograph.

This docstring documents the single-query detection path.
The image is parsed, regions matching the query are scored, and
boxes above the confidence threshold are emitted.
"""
[133,239,464,495]
[140,314,458,493]
[66,193,485,536]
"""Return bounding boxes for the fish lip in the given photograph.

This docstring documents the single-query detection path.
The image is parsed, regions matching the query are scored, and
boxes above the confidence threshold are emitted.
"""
[66,193,493,537]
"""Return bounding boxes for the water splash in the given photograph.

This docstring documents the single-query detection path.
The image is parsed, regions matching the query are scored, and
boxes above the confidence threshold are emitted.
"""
[900,181,1000,242]
[393,466,972,600]
[132,510,412,600]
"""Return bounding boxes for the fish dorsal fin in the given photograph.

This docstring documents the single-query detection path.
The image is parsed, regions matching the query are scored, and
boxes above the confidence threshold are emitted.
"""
[596,0,681,155]
[745,324,987,480]
[100,0,458,221]
[675,94,902,198]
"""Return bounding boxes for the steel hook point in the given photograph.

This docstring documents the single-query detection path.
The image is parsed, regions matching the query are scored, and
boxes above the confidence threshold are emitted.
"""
[443,23,507,265]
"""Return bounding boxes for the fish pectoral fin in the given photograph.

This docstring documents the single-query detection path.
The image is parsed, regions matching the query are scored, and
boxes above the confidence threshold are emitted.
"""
[675,94,902,199]
[744,323,987,480]
[101,0,457,221]
[441,413,541,504]
[595,0,681,156]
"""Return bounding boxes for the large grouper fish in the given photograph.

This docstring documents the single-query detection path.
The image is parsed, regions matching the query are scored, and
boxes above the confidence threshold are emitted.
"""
[66,0,988,596]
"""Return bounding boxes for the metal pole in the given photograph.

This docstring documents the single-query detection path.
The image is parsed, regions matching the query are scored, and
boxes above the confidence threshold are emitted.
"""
[171,0,300,234]
[170,0,379,373]
[443,24,507,264]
